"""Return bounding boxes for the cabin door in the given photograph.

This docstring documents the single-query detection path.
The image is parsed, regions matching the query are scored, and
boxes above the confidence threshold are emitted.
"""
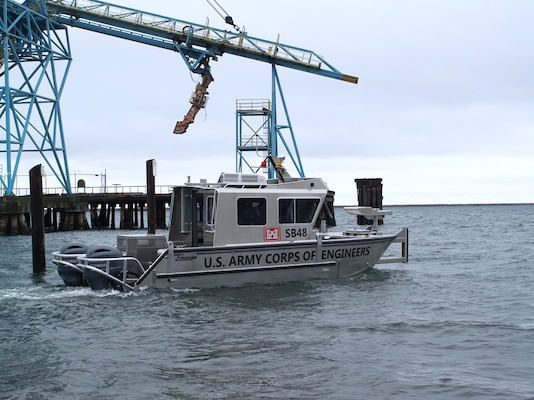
[168,187,215,247]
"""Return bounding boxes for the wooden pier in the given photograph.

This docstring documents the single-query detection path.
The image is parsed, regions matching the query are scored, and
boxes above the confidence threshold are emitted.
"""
[0,192,171,235]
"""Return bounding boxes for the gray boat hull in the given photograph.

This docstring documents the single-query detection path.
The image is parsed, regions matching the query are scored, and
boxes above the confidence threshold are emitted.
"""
[135,234,396,290]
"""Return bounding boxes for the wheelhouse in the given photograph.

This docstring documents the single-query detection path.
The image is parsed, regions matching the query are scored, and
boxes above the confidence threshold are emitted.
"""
[168,173,329,247]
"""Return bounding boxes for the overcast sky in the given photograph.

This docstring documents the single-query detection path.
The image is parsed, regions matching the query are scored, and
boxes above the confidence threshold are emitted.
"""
[20,0,534,205]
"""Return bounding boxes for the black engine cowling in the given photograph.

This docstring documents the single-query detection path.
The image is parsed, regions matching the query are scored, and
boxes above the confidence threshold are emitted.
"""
[83,245,124,291]
[57,242,90,286]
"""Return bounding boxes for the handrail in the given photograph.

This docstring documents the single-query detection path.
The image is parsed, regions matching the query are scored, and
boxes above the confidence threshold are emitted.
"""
[76,255,148,291]
[77,263,135,291]
[377,227,409,264]
[2,184,173,196]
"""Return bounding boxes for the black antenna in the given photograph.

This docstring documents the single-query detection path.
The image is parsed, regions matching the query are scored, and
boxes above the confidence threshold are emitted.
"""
[206,0,241,32]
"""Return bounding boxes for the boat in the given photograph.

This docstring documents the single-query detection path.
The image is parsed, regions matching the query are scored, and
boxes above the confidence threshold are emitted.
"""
[52,172,408,291]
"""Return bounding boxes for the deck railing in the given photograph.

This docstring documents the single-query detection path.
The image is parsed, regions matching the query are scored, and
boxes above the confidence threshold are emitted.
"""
[2,185,173,197]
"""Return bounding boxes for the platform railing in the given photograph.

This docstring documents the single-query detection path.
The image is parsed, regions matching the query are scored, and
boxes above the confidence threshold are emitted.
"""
[5,185,173,197]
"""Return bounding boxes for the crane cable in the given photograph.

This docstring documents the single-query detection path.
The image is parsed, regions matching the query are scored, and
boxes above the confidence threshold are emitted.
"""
[174,0,239,133]
[206,0,241,32]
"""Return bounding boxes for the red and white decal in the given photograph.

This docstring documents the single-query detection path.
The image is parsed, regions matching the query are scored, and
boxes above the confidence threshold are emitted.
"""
[264,226,281,242]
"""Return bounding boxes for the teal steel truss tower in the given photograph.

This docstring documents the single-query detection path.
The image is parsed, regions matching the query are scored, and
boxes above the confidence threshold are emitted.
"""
[1,0,72,195]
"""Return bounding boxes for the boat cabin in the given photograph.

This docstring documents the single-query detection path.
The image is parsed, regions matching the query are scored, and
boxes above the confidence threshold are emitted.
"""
[168,173,330,247]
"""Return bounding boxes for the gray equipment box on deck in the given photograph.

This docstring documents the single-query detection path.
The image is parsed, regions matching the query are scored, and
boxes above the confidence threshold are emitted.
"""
[116,235,167,267]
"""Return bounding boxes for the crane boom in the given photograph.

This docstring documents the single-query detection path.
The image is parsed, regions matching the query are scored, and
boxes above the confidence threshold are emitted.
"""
[45,0,357,133]
[45,0,358,84]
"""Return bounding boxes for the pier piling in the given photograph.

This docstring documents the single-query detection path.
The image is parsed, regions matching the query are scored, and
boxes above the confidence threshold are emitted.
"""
[29,165,46,274]
[355,178,383,225]
[146,159,156,234]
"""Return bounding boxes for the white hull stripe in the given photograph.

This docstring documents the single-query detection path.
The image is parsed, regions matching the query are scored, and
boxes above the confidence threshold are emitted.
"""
[156,260,338,278]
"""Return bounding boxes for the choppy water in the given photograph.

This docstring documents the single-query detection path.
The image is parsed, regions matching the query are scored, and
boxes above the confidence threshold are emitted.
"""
[1,205,534,399]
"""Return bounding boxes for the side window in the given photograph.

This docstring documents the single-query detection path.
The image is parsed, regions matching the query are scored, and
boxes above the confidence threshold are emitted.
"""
[278,199,294,223]
[195,195,204,223]
[237,198,266,225]
[206,196,214,225]
[296,199,320,223]
[279,198,320,224]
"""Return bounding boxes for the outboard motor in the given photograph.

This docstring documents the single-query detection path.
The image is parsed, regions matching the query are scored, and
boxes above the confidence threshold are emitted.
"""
[57,242,90,286]
[83,245,124,291]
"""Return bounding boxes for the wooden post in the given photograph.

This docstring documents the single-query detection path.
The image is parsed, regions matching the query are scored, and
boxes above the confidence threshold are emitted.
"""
[139,203,145,228]
[355,178,383,225]
[110,203,116,229]
[146,159,156,234]
[30,165,46,274]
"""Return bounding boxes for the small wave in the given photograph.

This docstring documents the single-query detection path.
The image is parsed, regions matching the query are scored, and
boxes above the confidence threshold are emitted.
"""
[169,287,201,294]
[0,285,149,301]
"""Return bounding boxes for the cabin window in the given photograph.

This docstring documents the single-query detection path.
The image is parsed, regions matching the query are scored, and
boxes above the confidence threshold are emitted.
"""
[279,199,295,223]
[296,199,320,223]
[206,196,215,225]
[180,190,193,232]
[195,195,204,223]
[237,198,266,225]
[279,198,320,224]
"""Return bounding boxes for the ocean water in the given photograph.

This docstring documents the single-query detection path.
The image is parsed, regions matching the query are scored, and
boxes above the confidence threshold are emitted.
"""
[1,204,534,399]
